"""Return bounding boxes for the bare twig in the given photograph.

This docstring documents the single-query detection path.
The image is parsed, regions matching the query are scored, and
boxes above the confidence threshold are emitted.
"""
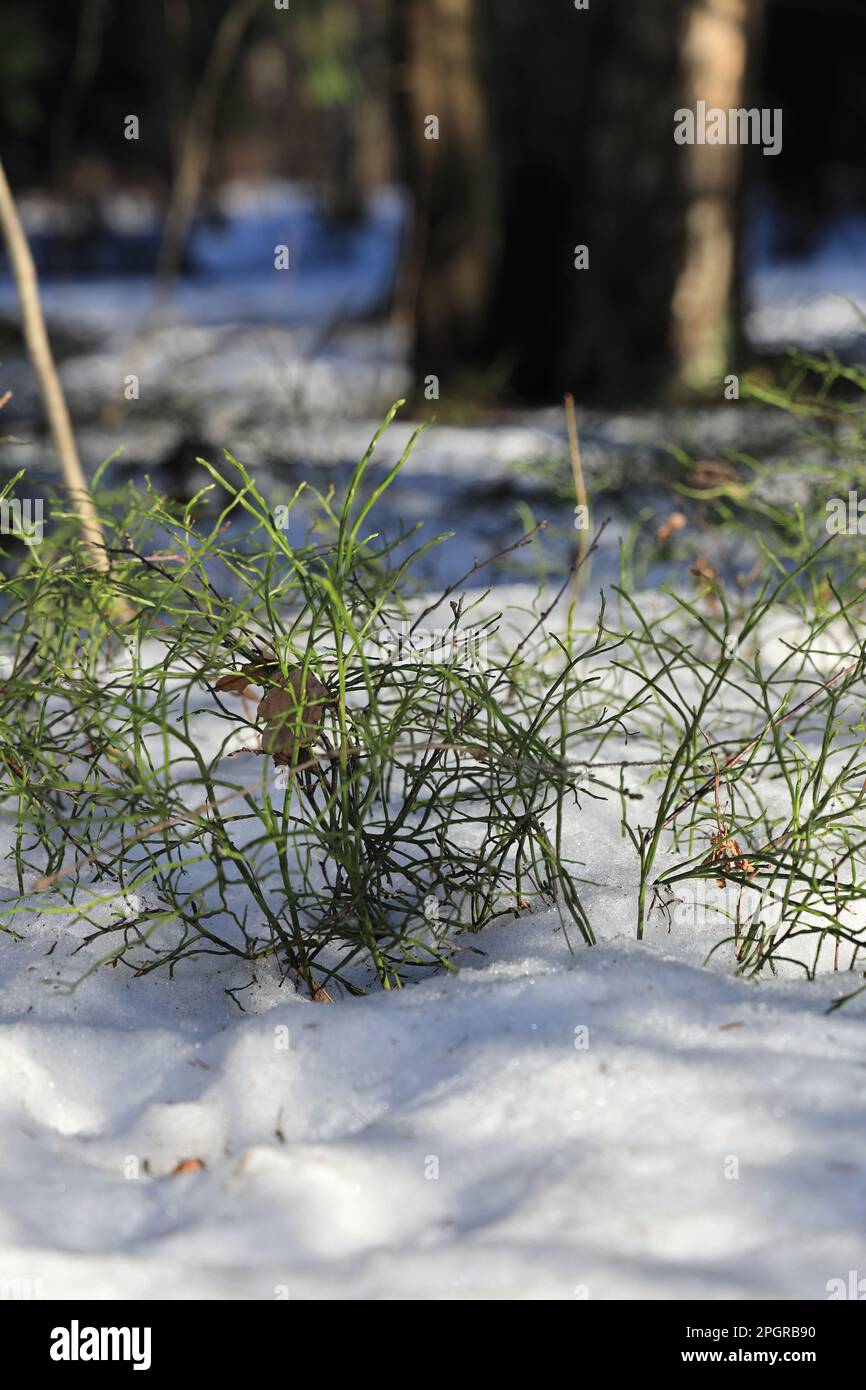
[497,518,609,680]
[410,521,547,634]
[660,657,860,833]
[565,392,590,595]
[0,157,108,569]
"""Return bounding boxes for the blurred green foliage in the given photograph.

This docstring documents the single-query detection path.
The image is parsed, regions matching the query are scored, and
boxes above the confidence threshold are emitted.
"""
[295,1,359,109]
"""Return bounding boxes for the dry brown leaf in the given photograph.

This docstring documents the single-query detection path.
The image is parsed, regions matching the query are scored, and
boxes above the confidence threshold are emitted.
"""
[170,1157,206,1176]
[691,555,720,586]
[657,511,687,545]
[259,668,330,766]
[301,972,333,1003]
[214,661,274,694]
[215,671,254,694]
[691,555,723,610]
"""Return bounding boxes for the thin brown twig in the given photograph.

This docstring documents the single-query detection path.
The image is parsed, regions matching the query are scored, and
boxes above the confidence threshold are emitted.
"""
[660,657,860,833]
[494,519,609,683]
[409,521,547,634]
[0,157,109,571]
[565,392,590,598]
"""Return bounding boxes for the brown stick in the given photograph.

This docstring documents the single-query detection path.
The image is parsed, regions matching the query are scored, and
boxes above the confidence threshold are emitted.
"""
[565,392,590,589]
[0,156,108,569]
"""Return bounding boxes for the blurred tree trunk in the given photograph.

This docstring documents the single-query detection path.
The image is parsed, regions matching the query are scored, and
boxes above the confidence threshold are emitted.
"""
[355,0,395,194]
[397,0,764,403]
[156,0,260,285]
[671,0,766,391]
[394,0,491,377]
[51,0,110,183]
[480,0,606,400]
[325,0,395,222]
[483,0,695,402]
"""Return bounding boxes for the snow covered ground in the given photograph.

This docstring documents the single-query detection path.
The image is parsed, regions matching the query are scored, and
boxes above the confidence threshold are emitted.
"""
[746,210,866,351]
[2,180,865,1302]
[1,778,864,1302]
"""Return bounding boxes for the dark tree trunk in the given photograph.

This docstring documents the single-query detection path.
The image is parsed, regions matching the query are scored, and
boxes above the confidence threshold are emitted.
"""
[482,0,693,403]
[397,0,763,404]
[393,0,492,381]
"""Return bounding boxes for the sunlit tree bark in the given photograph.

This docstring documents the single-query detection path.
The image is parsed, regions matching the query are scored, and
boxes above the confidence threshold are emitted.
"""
[670,0,765,392]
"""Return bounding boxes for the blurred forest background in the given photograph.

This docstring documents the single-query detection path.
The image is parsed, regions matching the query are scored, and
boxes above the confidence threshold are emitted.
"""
[1,0,866,592]
[2,0,865,405]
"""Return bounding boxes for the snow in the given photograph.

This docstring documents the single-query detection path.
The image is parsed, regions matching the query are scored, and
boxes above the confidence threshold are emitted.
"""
[3,178,866,1301]
[746,211,866,351]
[0,181,406,337]
[1,764,864,1301]
[6,178,866,360]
